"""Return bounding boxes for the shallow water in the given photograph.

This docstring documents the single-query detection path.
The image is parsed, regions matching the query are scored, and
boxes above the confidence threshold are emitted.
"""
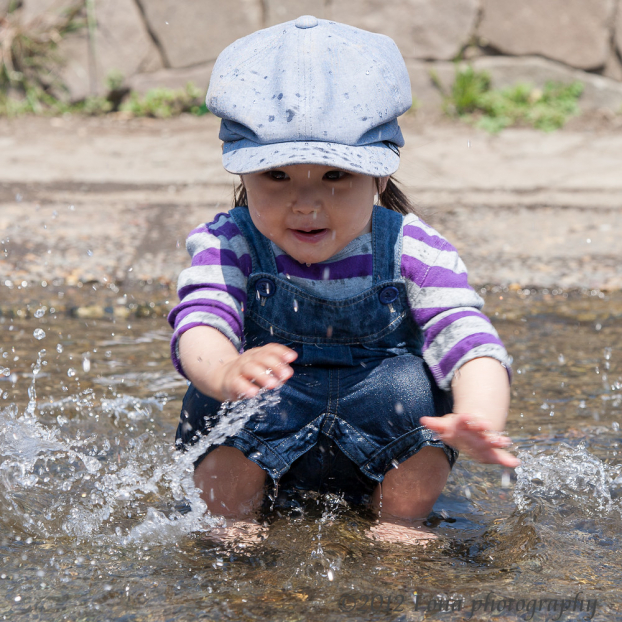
[1,288,621,621]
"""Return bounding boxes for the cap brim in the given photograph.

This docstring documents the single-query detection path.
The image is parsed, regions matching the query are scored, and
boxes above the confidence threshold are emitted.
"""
[222,139,400,176]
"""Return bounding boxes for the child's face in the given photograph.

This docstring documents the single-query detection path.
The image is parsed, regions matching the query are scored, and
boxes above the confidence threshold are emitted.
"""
[242,164,385,265]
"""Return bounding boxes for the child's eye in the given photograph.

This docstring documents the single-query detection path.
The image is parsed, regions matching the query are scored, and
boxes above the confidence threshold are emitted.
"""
[324,170,348,181]
[266,170,289,181]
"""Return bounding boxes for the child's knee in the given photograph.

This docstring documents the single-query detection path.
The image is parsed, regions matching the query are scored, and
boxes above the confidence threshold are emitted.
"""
[373,447,450,519]
[194,446,267,517]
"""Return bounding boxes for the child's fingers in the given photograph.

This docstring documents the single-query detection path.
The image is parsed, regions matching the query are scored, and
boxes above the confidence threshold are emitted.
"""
[262,343,298,363]
[477,447,521,468]
[226,373,260,401]
[419,416,449,432]
[240,360,282,390]
[254,351,295,381]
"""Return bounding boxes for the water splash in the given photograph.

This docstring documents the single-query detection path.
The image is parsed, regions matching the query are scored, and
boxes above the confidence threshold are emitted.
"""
[0,384,283,547]
[309,493,348,581]
[514,443,622,516]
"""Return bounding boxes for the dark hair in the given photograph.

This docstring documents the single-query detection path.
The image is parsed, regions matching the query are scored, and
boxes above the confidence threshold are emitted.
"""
[375,177,419,216]
[233,174,419,216]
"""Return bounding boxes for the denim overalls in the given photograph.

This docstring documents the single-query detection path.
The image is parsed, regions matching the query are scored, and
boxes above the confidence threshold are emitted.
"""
[176,205,456,503]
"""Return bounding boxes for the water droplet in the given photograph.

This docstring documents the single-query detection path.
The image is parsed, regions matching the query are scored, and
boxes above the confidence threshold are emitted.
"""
[34,307,45,318]
[391,459,399,469]
[467,139,471,148]
[1,368,10,377]
[293,299,299,312]
[67,368,76,378]
[56,344,63,353]
[33,328,46,340]
[394,402,404,414]
[501,471,511,488]
[82,357,91,373]
[558,353,565,364]
[464,486,471,499]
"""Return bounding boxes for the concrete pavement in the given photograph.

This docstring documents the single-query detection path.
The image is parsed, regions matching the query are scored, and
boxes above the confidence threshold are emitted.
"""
[1,113,621,291]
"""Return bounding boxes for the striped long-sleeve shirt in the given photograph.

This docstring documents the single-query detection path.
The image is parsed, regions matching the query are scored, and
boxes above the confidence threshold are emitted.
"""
[168,211,511,390]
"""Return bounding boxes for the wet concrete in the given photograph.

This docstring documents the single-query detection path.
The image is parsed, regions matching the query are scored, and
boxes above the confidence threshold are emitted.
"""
[1,113,622,291]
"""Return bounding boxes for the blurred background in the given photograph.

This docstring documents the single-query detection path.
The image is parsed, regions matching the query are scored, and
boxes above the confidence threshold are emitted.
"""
[1,0,622,113]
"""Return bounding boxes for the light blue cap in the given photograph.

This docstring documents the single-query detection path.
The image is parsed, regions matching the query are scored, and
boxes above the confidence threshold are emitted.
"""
[207,16,412,176]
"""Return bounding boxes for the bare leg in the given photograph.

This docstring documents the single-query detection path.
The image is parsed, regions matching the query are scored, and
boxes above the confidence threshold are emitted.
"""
[194,445,267,517]
[368,446,450,545]
[194,446,268,545]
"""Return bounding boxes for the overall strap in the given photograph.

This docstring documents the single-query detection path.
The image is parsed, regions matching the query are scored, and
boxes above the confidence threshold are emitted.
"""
[229,206,278,275]
[372,205,403,282]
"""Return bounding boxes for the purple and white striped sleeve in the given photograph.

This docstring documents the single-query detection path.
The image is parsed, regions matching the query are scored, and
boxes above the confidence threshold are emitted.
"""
[401,214,511,390]
[167,212,251,378]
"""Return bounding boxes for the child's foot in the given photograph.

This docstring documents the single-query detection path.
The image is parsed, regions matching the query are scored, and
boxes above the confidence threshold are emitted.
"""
[206,519,268,548]
[367,520,438,546]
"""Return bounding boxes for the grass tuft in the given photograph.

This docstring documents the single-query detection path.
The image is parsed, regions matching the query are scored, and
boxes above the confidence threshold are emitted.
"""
[442,65,584,132]
[119,83,207,118]
[0,0,85,115]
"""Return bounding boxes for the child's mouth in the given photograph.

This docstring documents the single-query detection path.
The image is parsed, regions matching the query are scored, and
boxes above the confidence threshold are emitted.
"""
[291,228,329,243]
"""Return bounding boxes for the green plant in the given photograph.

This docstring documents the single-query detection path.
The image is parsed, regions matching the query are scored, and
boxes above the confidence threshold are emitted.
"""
[119,82,207,118]
[105,69,125,93]
[78,95,112,115]
[443,65,584,132]
[0,0,86,115]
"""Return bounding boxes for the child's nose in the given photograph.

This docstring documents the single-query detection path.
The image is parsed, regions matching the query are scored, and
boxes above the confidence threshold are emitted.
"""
[291,188,322,213]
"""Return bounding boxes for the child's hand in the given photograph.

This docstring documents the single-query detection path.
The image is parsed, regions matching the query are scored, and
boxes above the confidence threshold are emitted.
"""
[215,344,298,402]
[420,414,520,468]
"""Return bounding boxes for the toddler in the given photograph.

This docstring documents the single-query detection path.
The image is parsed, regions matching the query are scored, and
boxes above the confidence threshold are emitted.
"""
[169,15,519,544]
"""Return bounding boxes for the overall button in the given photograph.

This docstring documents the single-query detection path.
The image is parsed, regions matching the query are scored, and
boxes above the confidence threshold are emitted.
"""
[295,15,319,28]
[256,278,276,298]
[379,286,399,304]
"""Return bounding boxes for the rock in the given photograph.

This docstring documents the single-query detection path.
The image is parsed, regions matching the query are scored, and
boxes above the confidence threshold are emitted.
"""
[264,0,326,26]
[21,0,58,23]
[405,60,453,108]
[127,63,214,95]
[24,0,164,101]
[603,48,622,82]
[0,0,11,18]
[330,0,479,61]
[138,0,262,68]
[478,0,616,70]
[472,56,622,110]
[73,305,106,319]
